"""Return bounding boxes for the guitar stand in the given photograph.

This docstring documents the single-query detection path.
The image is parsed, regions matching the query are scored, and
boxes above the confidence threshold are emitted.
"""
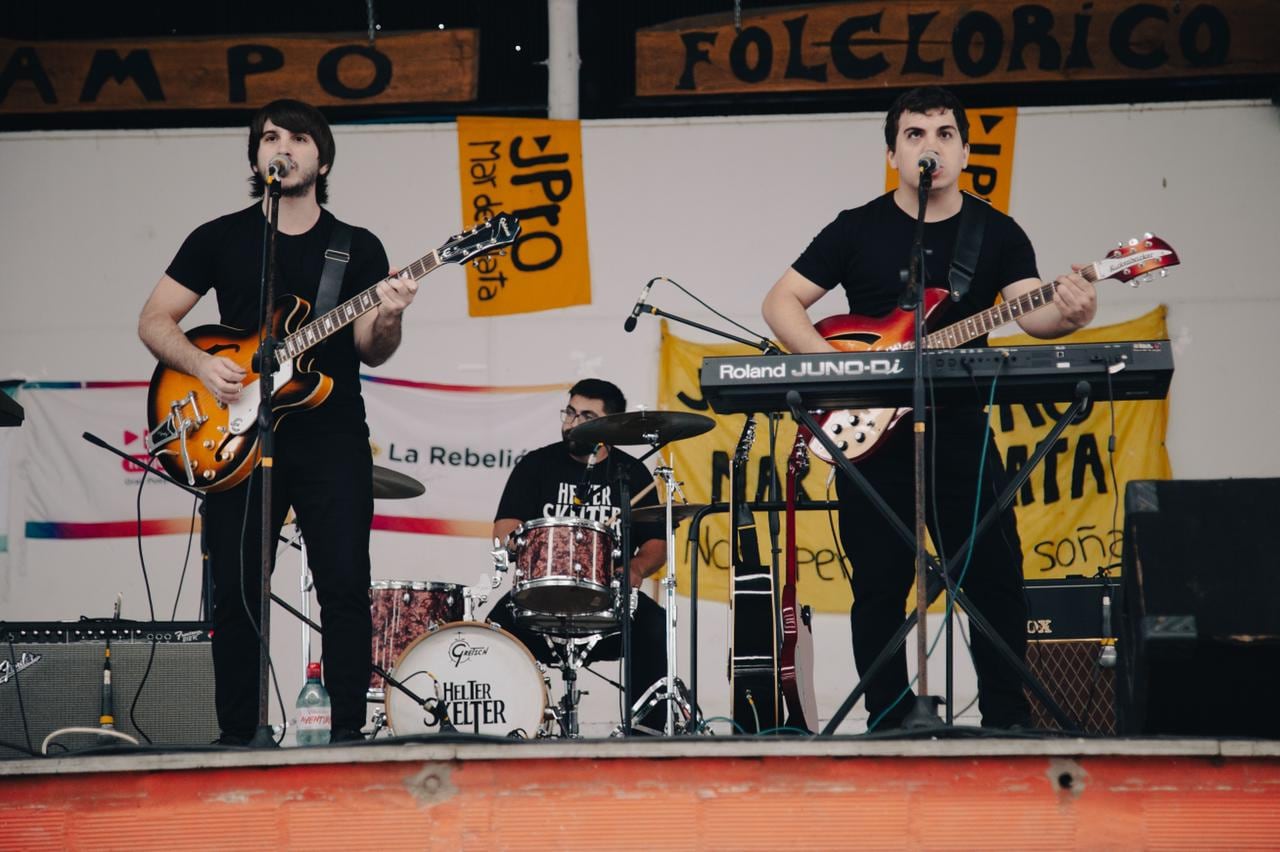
[785,384,1089,735]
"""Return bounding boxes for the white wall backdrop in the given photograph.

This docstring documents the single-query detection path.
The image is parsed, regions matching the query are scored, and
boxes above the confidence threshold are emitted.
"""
[1,100,1277,737]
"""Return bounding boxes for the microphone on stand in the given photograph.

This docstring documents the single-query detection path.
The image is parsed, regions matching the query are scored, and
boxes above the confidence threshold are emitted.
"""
[917,152,940,175]
[266,155,292,182]
[575,443,604,504]
[623,278,660,332]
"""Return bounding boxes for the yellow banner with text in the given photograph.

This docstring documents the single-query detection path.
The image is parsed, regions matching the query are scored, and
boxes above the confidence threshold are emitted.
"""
[456,116,591,316]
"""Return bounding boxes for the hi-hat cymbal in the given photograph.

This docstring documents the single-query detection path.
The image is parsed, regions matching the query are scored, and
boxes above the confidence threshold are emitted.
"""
[372,465,425,500]
[568,410,714,447]
[628,503,711,524]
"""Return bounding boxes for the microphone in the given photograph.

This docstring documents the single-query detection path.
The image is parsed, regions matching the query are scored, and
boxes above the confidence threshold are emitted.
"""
[918,152,940,174]
[575,443,604,504]
[267,155,292,181]
[623,278,658,333]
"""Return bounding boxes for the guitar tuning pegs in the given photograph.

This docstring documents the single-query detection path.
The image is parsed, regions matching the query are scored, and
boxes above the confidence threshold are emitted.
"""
[1143,231,1153,239]
[1128,238,1139,246]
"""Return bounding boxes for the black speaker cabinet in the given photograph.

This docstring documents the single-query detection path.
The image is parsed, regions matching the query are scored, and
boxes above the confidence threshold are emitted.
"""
[0,622,218,758]
[1023,578,1117,734]
[1118,479,1280,737]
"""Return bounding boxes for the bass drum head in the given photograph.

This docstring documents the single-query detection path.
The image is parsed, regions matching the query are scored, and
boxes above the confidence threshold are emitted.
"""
[385,621,547,738]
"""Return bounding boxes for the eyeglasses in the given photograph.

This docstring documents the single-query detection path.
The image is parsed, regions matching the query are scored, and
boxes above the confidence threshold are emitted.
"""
[560,406,601,425]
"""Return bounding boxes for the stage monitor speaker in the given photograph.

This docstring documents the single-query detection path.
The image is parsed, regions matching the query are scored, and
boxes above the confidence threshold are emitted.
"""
[1118,478,1280,737]
[0,622,218,759]
[1023,578,1117,735]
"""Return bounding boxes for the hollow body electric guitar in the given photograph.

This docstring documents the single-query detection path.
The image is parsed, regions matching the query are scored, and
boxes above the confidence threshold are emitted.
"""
[809,233,1180,465]
[146,214,520,492]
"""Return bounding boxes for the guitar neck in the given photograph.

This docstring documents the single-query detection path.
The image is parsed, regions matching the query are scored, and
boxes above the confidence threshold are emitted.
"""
[918,262,1102,351]
[280,249,442,360]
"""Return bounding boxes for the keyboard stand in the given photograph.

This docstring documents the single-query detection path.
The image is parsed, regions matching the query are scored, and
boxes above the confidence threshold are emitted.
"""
[784,383,1089,735]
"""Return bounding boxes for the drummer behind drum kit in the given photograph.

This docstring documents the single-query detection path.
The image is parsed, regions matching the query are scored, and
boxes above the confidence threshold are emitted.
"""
[359,410,717,739]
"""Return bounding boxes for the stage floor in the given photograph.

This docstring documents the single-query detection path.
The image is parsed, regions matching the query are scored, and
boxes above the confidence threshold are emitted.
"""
[3,735,1280,850]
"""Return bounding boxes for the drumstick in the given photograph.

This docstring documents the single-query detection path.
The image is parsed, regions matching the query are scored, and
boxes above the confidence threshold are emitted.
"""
[629,478,659,506]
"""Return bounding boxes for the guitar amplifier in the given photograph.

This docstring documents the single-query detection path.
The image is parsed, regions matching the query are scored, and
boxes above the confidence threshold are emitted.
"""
[0,621,218,758]
[1022,578,1117,735]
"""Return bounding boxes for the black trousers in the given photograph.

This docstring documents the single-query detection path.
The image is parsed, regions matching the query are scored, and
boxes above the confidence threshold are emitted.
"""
[835,415,1030,729]
[487,589,668,726]
[204,429,373,738]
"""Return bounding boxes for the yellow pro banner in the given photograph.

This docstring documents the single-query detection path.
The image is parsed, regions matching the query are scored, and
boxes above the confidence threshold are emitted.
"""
[456,116,591,316]
[658,307,1170,613]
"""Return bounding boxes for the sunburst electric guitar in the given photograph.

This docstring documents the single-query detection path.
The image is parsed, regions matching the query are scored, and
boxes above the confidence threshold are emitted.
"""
[145,214,520,492]
[809,233,1180,464]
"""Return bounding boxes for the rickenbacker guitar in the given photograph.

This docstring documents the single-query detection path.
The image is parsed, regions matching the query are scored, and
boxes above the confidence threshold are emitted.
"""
[779,430,819,733]
[809,233,1180,465]
[728,416,780,734]
[145,213,520,492]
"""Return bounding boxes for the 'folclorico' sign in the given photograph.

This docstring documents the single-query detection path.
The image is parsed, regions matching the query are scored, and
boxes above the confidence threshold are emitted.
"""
[636,1,1278,96]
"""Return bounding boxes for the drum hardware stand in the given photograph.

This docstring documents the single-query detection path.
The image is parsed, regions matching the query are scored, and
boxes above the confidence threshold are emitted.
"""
[625,446,708,735]
[543,635,601,738]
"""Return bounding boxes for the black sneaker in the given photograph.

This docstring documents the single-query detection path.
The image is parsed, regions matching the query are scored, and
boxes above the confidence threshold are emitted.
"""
[214,731,251,747]
[330,728,367,744]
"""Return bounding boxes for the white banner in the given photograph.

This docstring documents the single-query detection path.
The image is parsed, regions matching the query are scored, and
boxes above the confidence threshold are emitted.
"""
[361,376,570,537]
[16,378,570,543]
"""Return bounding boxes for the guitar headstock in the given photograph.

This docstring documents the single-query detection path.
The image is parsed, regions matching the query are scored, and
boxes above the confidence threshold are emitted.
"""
[788,429,810,477]
[1095,233,1180,287]
[437,213,521,265]
[734,417,757,465]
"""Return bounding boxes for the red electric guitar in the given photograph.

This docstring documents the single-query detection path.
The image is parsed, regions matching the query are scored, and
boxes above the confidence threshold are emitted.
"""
[779,430,819,733]
[809,233,1180,464]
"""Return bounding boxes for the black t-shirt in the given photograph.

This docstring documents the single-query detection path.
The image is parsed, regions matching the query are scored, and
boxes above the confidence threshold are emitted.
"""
[793,191,1039,346]
[166,203,389,435]
[495,441,664,547]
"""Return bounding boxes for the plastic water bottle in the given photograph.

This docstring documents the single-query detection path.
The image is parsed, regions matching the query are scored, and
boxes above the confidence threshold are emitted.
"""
[295,661,331,746]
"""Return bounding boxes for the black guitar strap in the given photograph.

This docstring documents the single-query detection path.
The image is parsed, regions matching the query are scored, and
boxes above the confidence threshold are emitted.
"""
[315,220,353,317]
[948,191,988,302]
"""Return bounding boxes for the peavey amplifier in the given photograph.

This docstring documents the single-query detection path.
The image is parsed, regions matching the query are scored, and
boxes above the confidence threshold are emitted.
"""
[0,621,218,758]
[1023,578,1118,735]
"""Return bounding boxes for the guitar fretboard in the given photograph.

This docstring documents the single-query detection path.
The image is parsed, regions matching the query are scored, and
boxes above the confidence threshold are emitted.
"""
[281,251,441,359]
[906,263,1101,352]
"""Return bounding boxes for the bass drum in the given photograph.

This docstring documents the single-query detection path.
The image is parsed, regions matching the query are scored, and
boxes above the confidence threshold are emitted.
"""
[385,621,548,738]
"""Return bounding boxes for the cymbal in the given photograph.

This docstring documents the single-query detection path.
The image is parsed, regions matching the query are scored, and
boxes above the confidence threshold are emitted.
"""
[628,503,711,524]
[372,465,425,500]
[568,410,714,447]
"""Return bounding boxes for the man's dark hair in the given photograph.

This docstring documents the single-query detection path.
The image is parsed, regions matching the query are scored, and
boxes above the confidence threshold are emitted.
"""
[569,378,626,415]
[884,86,970,151]
[247,99,336,204]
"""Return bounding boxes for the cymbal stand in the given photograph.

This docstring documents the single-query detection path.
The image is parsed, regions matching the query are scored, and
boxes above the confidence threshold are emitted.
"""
[625,446,703,735]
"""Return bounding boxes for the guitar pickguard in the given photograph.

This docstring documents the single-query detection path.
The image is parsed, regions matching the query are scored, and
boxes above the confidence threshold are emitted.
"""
[226,356,294,435]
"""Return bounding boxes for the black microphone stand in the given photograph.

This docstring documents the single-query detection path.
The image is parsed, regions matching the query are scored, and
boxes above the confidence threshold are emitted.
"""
[895,165,944,728]
[249,173,284,748]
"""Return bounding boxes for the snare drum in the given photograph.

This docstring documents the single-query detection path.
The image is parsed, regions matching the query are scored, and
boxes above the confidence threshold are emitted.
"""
[369,580,466,700]
[510,517,616,614]
[385,621,548,737]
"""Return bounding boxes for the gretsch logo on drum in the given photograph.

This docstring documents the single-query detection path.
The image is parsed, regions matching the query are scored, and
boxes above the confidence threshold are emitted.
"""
[448,637,490,667]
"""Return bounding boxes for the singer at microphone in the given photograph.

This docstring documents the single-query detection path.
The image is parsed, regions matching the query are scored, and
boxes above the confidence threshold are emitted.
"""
[266,154,292,182]
[917,152,940,175]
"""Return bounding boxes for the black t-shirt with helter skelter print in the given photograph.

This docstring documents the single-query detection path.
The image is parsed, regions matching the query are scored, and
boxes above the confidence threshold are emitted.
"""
[495,441,664,548]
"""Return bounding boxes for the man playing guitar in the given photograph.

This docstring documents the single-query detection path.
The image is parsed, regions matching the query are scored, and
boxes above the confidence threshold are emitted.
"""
[138,99,418,745]
[761,86,1097,730]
